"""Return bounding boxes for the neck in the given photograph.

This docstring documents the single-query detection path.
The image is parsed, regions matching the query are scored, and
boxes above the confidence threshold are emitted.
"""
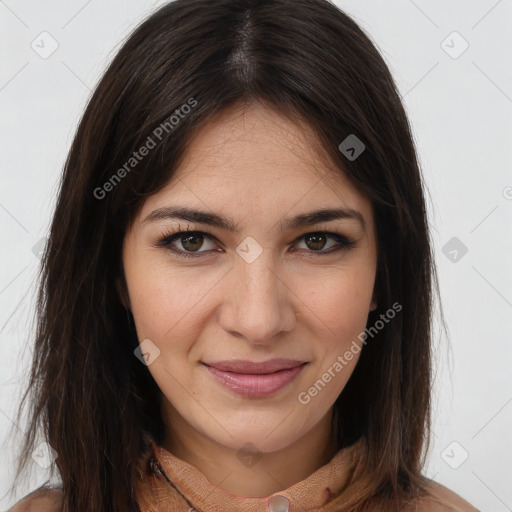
[161,406,340,497]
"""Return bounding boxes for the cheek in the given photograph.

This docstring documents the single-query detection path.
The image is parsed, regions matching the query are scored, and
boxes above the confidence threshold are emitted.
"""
[297,265,375,342]
[294,271,373,411]
[126,262,220,346]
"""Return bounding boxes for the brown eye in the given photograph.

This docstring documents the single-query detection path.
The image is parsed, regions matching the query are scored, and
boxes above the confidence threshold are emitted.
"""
[180,233,205,252]
[156,229,355,260]
[156,230,218,258]
[303,233,328,251]
[293,232,356,255]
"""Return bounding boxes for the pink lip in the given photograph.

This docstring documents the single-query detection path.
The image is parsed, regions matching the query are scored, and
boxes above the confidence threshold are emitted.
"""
[203,359,307,398]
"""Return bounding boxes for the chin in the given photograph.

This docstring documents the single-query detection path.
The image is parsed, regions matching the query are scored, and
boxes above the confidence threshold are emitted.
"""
[206,421,304,454]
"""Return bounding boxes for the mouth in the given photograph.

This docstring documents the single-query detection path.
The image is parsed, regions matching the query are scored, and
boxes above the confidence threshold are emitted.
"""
[202,359,308,398]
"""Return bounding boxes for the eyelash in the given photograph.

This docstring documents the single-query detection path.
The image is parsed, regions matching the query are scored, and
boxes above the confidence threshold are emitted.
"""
[154,225,356,260]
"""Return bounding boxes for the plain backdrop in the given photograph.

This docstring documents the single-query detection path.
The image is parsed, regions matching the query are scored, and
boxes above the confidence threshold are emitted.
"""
[1,1,511,510]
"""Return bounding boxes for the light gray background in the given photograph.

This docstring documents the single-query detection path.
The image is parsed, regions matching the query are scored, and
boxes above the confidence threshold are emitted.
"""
[1,0,511,510]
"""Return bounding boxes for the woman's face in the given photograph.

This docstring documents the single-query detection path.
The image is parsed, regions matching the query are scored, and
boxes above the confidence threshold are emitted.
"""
[122,101,377,454]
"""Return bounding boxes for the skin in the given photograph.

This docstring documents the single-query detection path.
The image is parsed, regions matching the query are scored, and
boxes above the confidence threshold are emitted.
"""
[122,99,378,497]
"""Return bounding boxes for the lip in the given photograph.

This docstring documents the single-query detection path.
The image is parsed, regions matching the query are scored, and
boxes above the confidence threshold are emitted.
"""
[202,359,307,398]
[203,358,306,374]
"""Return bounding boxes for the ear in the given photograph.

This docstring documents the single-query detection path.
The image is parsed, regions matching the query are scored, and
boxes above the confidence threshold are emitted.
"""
[115,275,131,311]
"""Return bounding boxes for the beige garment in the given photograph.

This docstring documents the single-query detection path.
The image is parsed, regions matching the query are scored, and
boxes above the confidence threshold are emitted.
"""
[133,437,480,512]
[8,436,480,512]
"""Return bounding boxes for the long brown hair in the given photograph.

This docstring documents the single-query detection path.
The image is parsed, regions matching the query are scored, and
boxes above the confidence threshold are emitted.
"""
[8,0,440,510]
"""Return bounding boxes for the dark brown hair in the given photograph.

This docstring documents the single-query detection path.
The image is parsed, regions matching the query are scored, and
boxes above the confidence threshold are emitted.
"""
[8,0,441,510]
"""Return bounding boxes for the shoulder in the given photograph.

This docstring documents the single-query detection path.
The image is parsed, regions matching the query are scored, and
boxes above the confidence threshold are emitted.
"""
[405,479,480,512]
[7,486,64,512]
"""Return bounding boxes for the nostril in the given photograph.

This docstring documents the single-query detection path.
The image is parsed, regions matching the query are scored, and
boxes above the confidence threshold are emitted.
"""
[322,486,334,502]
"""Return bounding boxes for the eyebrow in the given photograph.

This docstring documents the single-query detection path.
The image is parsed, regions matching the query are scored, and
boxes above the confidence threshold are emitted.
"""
[143,206,366,232]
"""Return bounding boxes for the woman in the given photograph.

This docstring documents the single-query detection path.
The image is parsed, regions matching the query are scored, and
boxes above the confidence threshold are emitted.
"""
[7,0,479,511]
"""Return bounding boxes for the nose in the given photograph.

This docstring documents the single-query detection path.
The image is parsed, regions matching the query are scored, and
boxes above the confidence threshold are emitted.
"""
[218,252,297,345]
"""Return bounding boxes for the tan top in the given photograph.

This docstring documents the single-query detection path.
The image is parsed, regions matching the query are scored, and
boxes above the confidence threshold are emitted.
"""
[9,437,480,511]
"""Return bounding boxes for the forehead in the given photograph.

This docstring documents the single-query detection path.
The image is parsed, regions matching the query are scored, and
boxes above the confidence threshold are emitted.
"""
[138,100,372,225]
[175,100,327,181]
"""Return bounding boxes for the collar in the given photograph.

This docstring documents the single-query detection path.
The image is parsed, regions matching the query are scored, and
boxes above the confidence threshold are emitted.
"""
[138,436,367,512]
